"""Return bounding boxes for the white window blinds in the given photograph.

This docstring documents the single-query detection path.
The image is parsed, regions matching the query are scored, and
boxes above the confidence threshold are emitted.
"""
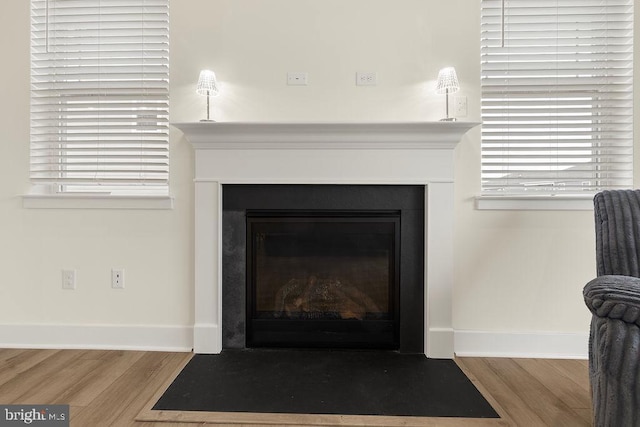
[30,0,170,195]
[481,0,633,195]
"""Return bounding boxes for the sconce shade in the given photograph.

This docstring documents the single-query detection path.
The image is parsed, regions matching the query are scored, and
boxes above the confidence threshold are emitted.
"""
[436,67,460,94]
[196,70,219,96]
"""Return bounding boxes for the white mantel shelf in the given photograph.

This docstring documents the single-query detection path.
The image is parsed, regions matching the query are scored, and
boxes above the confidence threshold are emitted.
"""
[177,121,479,359]
[172,121,479,149]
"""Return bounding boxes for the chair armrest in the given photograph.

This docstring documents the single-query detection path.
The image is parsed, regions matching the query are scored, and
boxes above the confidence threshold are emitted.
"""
[584,275,640,325]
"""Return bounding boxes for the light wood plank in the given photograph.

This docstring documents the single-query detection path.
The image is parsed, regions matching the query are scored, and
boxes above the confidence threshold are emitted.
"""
[454,358,512,423]
[14,358,102,404]
[547,359,590,392]
[72,351,190,426]
[0,349,593,427]
[514,359,591,411]
[0,349,60,386]
[54,350,146,407]
[138,409,508,427]
[0,349,85,403]
[456,358,545,427]
[0,348,30,362]
[484,358,588,426]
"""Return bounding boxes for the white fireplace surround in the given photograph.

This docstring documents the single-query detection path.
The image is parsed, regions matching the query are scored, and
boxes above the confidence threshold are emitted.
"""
[174,121,479,359]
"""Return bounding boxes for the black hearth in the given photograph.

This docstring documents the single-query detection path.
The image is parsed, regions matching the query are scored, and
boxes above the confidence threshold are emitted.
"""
[222,185,424,353]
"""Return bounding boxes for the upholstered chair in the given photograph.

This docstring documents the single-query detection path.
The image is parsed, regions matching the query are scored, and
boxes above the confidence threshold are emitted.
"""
[584,189,640,426]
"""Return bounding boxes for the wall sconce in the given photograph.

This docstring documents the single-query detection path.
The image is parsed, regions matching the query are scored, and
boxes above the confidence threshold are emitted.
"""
[436,67,460,121]
[196,70,219,122]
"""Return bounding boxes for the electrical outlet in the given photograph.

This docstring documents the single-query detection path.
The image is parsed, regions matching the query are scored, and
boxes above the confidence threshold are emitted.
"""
[111,269,125,289]
[62,270,76,290]
[356,72,377,86]
[287,72,308,86]
[454,95,468,117]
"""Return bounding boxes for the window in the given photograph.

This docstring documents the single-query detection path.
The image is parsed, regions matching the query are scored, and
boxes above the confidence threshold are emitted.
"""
[480,0,633,196]
[30,0,170,196]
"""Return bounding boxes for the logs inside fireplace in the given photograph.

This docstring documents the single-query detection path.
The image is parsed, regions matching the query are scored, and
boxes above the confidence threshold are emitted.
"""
[222,184,425,353]
[247,211,399,348]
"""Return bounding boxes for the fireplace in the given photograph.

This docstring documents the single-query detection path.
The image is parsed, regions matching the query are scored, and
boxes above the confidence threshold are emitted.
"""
[223,184,424,352]
[174,121,479,358]
[247,211,399,349]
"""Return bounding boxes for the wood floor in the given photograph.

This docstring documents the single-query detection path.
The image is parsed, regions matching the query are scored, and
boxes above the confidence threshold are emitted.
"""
[0,348,591,426]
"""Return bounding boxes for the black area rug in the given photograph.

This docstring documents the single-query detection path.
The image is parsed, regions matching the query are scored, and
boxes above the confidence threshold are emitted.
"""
[153,349,499,418]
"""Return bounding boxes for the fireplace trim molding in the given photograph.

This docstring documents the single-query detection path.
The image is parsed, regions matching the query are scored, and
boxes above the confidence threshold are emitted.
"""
[174,121,479,359]
[175,121,475,149]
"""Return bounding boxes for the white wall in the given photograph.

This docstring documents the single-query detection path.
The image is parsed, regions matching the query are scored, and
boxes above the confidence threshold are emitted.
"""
[2,0,629,355]
[0,0,194,349]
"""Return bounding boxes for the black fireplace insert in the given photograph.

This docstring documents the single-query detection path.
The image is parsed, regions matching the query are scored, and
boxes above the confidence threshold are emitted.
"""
[246,211,400,349]
[222,184,425,353]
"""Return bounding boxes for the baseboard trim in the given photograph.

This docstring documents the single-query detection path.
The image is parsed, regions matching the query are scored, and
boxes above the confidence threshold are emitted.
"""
[193,323,221,354]
[0,324,193,352]
[0,325,589,358]
[426,327,454,359]
[454,330,589,359]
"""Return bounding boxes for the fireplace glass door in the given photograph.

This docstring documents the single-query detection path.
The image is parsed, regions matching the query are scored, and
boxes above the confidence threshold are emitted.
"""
[246,211,400,349]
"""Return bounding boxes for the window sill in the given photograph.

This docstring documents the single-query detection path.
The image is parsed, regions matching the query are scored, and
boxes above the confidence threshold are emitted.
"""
[475,195,594,211]
[22,194,174,210]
